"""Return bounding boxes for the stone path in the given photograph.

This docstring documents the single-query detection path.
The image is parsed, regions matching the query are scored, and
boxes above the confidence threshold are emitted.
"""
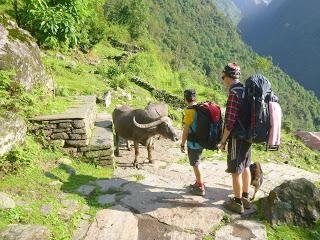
[77,138,320,240]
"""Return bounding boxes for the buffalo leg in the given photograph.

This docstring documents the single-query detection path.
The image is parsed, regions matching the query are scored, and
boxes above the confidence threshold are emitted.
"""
[133,141,139,168]
[114,132,120,157]
[147,142,153,163]
[126,140,131,151]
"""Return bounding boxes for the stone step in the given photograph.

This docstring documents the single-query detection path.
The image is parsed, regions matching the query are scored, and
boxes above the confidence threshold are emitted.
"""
[31,96,97,149]
[80,113,114,167]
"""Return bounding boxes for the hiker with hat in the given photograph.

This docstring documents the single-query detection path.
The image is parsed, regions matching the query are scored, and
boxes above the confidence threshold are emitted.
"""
[219,63,252,214]
[180,89,205,196]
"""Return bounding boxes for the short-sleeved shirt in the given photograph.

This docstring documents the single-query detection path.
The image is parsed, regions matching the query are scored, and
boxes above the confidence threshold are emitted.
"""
[183,108,203,150]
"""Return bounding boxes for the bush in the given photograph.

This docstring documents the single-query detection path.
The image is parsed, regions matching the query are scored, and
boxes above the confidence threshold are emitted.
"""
[104,0,148,39]
[17,0,106,50]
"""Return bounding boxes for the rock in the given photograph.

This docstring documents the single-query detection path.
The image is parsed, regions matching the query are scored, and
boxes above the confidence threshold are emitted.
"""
[0,15,53,92]
[48,180,62,186]
[59,164,76,175]
[51,132,69,140]
[164,231,198,240]
[72,120,85,129]
[0,224,50,240]
[84,149,113,158]
[0,192,16,209]
[65,140,88,147]
[215,220,267,240]
[75,185,96,196]
[69,134,86,140]
[0,112,27,157]
[72,220,90,240]
[58,199,80,221]
[56,53,66,60]
[58,157,72,165]
[261,178,320,227]
[95,178,127,192]
[97,194,116,205]
[40,204,52,216]
[85,205,138,240]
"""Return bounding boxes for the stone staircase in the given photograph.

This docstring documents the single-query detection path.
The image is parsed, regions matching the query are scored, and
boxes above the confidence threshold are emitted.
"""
[31,96,114,166]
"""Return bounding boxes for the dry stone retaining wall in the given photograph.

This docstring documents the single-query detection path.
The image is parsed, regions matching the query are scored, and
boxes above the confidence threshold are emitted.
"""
[30,96,114,166]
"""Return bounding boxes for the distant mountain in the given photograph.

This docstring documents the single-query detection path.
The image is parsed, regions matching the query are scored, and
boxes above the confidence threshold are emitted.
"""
[216,0,272,23]
[239,0,320,98]
[232,0,270,16]
[215,0,241,25]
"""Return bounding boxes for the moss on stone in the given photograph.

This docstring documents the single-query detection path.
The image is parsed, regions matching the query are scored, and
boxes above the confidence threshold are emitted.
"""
[0,14,31,43]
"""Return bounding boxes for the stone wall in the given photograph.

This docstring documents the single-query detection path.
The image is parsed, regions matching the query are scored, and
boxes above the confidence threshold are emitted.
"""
[0,112,27,156]
[30,96,114,166]
[130,77,185,109]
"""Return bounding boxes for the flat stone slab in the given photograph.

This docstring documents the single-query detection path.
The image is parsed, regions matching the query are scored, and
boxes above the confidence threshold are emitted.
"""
[0,192,16,209]
[72,220,90,240]
[215,220,267,240]
[75,185,95,196]
[97,194,116,205]
[95,178,128,192]
[83,113,113,151]
[85,205,138,240]
[0,224,50,240]
[32,96,96,121]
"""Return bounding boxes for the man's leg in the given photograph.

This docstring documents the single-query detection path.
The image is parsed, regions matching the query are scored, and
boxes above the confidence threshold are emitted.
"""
[193,165,203,185]
[232,172,242,199]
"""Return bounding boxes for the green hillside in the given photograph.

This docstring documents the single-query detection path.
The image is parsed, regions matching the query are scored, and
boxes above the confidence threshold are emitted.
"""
[145,0,320,131]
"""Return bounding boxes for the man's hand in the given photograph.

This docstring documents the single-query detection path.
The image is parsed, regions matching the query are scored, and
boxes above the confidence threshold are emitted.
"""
[180,144,186,153]
[218,142,226,151]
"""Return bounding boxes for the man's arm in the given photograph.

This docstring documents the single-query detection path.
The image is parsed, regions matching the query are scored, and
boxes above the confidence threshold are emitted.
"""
[219,127,231,150]
[219,91,240,151]
[180,124,190,153]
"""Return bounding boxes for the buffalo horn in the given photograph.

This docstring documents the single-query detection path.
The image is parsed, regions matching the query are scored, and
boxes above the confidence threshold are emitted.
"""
[133,116,169,129]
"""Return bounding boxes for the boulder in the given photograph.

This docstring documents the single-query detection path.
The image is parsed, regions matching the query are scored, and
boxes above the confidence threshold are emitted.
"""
[262,178,320,227]
[0,192,15,209]
[215,220,267,240]
[0,224,50,240]
[0,112,26,157]
[0,15,53,92]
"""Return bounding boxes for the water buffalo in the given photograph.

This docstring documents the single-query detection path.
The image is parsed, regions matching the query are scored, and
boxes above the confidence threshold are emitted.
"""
[112,103,178,167]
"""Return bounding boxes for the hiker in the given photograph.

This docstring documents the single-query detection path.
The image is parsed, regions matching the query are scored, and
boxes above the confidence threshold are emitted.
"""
[219,63,252,214]
[180,89,205,196]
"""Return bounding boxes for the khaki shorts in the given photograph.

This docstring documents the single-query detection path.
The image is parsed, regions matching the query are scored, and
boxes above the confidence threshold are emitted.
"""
[187,148,203,167]
[226,137,252,174]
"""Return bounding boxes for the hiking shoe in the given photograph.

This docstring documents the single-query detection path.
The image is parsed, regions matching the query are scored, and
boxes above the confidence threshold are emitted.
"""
[242,197,252,209]
[188,183,205,196]
[223,198,244,214]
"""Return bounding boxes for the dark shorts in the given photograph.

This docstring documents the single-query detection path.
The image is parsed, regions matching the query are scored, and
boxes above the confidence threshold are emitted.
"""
[187,148,203,167]
[226,137,252,174]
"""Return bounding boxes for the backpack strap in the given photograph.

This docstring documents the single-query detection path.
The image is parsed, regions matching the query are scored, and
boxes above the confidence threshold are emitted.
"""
[230,86,245,99]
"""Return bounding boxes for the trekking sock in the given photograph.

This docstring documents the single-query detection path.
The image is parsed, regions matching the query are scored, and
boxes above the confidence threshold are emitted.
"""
[234,197,242,204]
[242,192,249,199]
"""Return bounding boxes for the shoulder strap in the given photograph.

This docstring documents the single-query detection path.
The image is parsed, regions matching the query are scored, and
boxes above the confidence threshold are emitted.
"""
[230,86,245,99]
